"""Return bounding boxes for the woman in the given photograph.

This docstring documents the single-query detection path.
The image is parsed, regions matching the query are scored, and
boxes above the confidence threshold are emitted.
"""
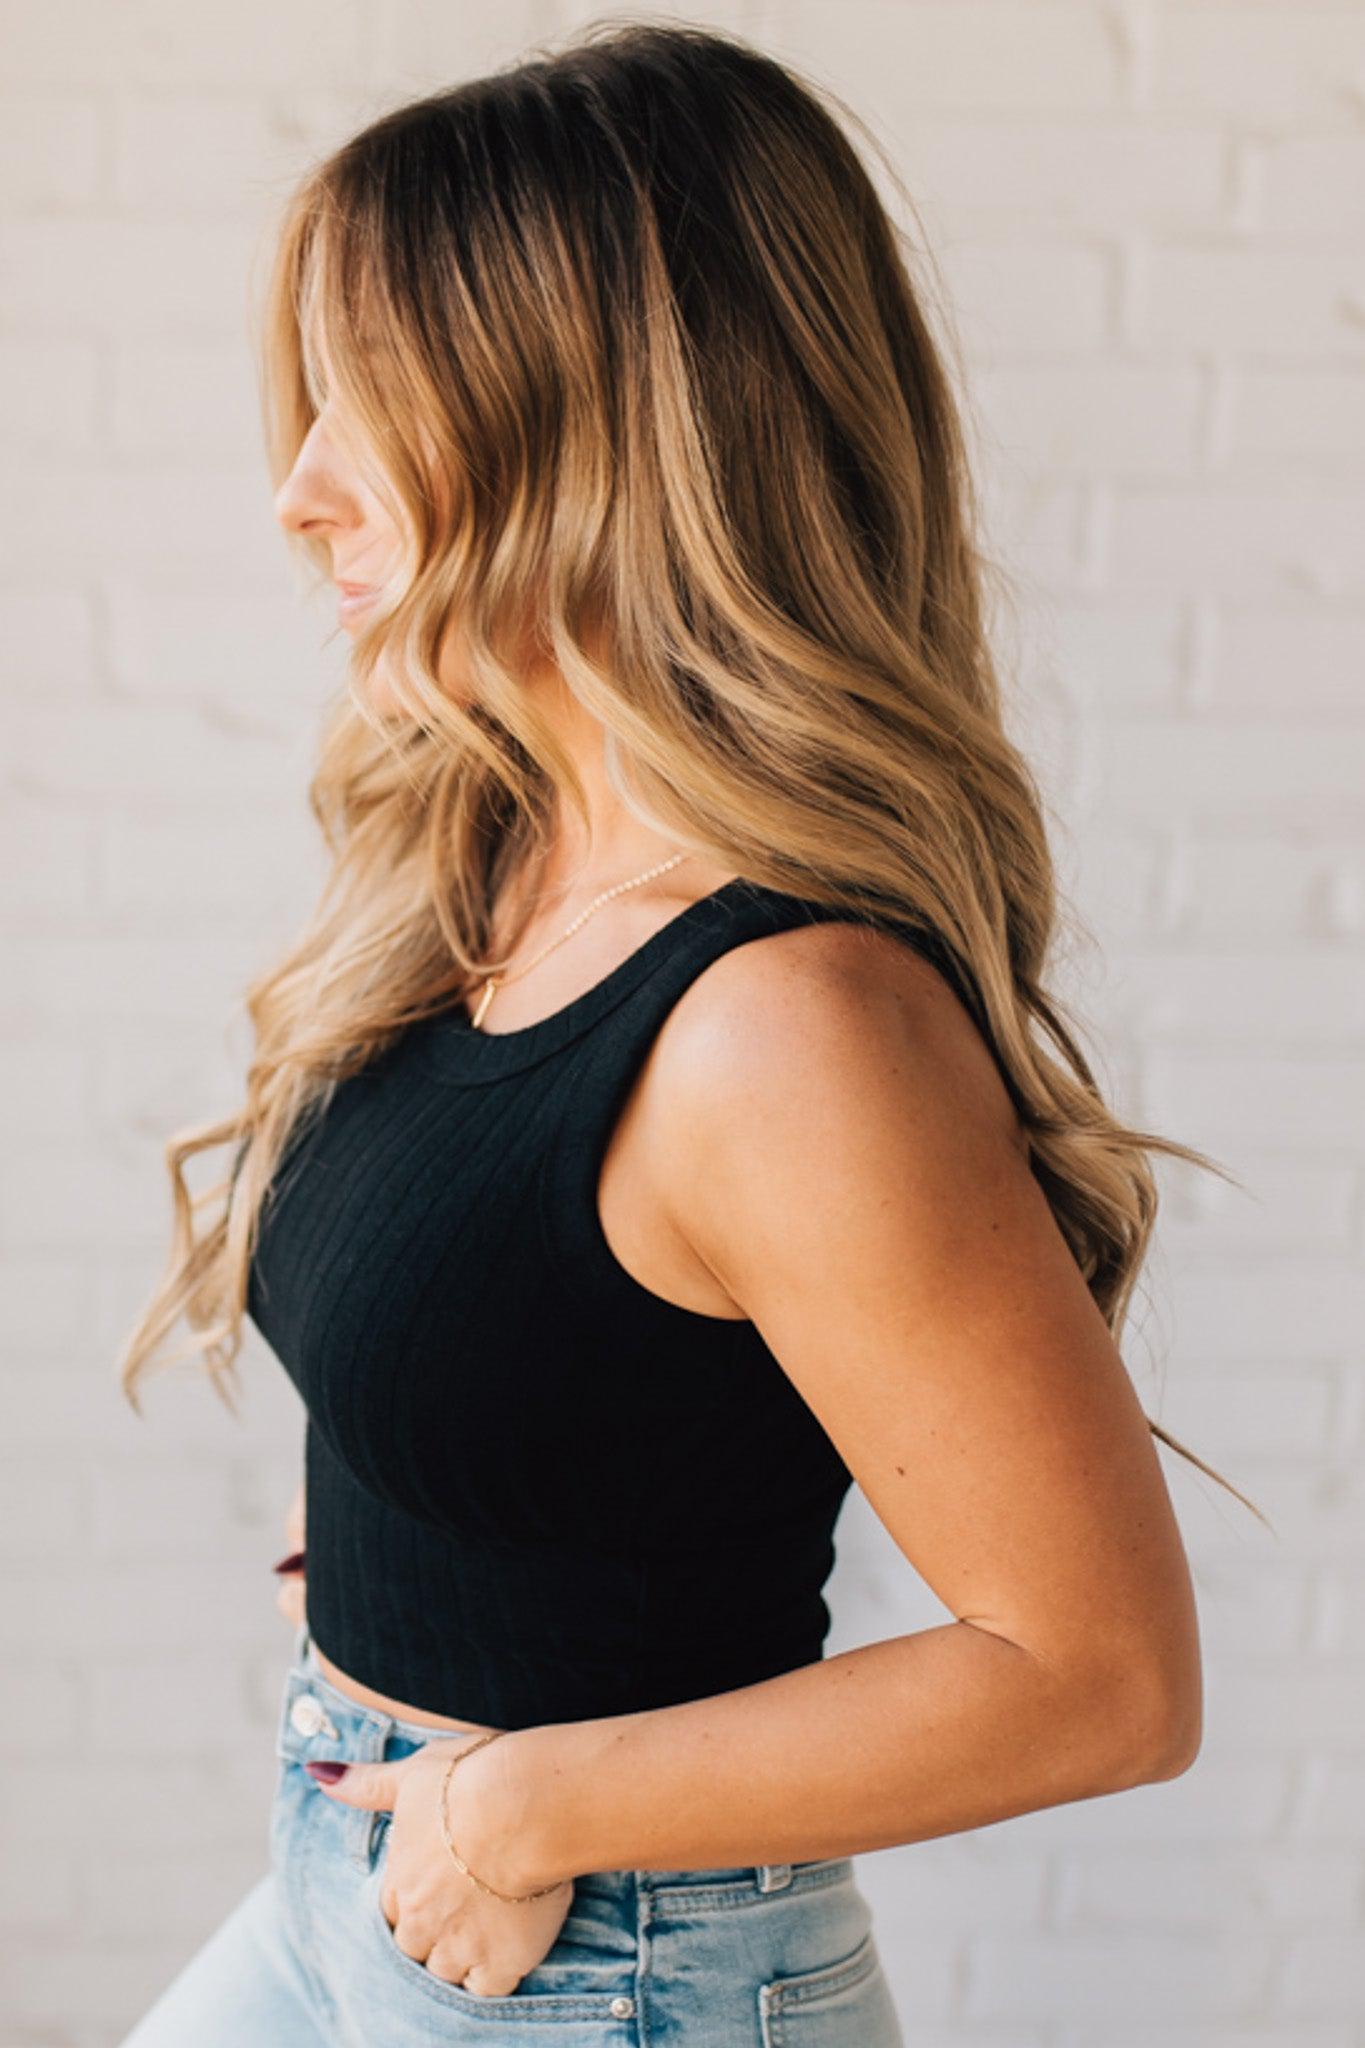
[115,21,1258,2045]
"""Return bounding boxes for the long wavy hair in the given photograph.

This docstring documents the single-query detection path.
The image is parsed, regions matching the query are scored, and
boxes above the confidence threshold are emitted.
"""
[115,18,1264,1525]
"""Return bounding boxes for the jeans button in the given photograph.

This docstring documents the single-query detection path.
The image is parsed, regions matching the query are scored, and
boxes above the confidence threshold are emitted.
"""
[290,1693,325,1737]
[609,1994,635,2018]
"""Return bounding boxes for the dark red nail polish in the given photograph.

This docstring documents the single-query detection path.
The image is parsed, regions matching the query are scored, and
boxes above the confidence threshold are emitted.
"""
[304,1759,348,1782]
[273,1550,306,1573]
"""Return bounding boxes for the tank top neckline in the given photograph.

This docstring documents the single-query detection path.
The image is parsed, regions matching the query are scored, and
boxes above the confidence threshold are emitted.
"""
[423,874,766,1082]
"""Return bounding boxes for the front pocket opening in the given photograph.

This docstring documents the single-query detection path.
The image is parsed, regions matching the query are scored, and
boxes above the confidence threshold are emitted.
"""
[362,1864,638,2019]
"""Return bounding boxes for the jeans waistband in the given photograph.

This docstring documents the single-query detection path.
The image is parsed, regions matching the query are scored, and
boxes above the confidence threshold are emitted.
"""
[278,1619,834,1898]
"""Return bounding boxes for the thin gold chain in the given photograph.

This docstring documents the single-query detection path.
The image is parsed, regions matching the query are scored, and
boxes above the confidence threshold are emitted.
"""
[468,850,692,1030]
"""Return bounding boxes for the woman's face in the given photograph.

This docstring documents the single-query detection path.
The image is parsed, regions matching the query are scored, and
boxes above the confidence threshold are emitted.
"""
[273,405,403,639]
[273,400,570,719]
[274,403,475,718]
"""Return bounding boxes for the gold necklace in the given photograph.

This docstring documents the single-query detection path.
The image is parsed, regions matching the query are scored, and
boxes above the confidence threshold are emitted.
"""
[468,851,692,1030]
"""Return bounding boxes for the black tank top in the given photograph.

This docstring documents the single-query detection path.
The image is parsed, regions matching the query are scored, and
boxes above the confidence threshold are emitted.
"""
[246,877,973,1726]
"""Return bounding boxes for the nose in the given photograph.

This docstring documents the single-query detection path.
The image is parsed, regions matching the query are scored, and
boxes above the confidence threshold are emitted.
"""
[273,416,354,540]
[274,462,343,539]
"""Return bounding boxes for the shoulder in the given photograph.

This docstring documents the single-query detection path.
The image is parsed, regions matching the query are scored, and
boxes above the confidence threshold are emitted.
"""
[636,914,1027,1306]
[658,913,1020,1160]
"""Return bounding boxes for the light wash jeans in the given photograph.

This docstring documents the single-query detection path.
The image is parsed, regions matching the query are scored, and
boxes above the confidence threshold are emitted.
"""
[119,1619,903,2045]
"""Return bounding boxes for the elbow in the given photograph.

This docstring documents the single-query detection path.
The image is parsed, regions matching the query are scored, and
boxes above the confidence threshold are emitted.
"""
[1144,1697,1203,1782]
[1103,1663,1204,1787]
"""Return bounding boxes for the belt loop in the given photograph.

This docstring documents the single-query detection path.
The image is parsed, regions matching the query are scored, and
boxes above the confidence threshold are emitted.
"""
[756,1863,792,1892]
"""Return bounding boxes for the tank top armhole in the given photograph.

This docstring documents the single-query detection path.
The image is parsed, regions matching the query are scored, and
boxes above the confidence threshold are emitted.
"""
[531,896,808,1329]
[532,894,987,1329]
[532,1015,759,1332]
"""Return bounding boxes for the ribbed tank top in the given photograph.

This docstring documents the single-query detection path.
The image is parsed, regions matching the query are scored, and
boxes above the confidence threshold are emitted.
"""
[245,876,973,1727]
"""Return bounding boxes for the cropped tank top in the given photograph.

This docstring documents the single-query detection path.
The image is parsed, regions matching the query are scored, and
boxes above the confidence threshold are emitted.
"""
[245,876,976,1728]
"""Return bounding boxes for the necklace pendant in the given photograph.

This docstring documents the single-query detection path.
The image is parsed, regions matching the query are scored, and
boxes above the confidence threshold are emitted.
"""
[463,852,692,1033]
[470,978,499,1030]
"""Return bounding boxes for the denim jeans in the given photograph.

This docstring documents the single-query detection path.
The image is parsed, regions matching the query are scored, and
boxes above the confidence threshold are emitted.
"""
[119,1619,903,2045]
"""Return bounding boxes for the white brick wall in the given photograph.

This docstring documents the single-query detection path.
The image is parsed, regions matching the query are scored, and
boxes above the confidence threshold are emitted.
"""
[2,2,1361,2041]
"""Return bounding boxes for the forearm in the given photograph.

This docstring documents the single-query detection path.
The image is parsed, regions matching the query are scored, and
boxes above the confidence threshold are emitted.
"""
[476,1622,1182,1893]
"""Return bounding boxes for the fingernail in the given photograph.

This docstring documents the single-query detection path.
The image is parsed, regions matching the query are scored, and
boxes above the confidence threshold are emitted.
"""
[304,1760,348,1782]
[273,1550,306,1573]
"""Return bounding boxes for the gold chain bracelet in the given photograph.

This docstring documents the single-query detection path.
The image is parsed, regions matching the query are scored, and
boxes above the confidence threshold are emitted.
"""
[438,1731,571,1903]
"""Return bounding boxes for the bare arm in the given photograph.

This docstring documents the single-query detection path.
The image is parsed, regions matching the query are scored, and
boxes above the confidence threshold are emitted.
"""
[461,922,1203,1888]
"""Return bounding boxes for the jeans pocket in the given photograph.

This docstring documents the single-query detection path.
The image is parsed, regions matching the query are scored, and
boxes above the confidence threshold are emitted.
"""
[758,1926,903,2047]
[360,1852,640,2025]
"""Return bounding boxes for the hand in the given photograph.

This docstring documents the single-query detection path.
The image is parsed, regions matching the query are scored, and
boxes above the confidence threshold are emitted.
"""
[274,1478,306,1627]
[308,1737,575,1998]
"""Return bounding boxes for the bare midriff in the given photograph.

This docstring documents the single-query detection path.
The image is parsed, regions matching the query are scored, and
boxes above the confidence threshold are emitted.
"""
[310,1638,503,1735]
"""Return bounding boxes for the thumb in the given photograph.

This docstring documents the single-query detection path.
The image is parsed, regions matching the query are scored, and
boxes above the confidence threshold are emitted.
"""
[303,1756,404,1809]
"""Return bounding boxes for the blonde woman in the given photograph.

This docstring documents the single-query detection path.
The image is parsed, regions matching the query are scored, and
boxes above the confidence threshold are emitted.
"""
[116,21,1256,2046]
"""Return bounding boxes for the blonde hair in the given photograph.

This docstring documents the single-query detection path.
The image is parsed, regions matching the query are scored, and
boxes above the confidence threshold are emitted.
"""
[117,19,1265,1527]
